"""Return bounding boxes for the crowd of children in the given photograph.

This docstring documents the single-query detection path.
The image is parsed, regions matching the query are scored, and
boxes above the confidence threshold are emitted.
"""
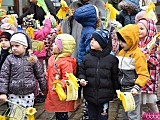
[0,0,159,120]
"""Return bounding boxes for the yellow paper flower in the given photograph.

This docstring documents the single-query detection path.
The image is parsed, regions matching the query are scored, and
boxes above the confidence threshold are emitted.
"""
[26,107,37,120]
[56,0,71,19]
[104,3,119,20]
[26,27,34,39]
[52,80,67,101]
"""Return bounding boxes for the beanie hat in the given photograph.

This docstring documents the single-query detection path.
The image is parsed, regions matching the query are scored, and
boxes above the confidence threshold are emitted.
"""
[92,29,110,49]
[135,11,146,23]
[10,33,28,47]
[55,36,63,52]
[0,31,12,41]
[137,18,148,29]
[1,23,17,32]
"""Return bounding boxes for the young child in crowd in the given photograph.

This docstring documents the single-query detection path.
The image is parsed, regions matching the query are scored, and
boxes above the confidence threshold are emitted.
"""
[136,18,160,113]
[0,31,14,70]
[73,4,101,117]
[73,3,101,65]
[0,32,46,109]
[116,0,140,26]
[79,29,120,120]
[45,34,77,120]
[116,24,149,120]
[33,13,55,71]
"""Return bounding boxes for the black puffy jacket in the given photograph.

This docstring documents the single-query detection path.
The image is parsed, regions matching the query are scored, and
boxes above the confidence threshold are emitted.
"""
[78,48,120,105]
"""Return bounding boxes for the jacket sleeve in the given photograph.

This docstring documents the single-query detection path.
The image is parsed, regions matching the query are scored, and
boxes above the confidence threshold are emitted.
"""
[33,46,46,58]
[134,54,150,87]
[78,58,86,80]
[60,60,75,87]
[116,11,125,26]
[142,44,160,68]
[111,57,120,91]
[34,18,52,40]
[0,57,11,94]
[33,60,46,91]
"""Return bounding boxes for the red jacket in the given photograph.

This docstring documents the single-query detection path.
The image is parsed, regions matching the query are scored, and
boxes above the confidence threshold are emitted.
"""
[45,55,77,112]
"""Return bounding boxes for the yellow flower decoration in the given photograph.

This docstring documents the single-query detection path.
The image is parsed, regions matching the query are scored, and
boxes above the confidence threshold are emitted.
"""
[104,2,119,20]
[26,107,37,120]
[26,27,35,39]
[0,115,7,120]
[56,0,72,19]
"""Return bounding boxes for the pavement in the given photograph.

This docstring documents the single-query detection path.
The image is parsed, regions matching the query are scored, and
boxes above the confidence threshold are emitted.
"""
[0,93,160,120]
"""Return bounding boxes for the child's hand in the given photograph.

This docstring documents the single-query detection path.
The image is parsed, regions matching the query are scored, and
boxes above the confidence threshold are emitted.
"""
[80,79,88,86]
[130,88,138,96]
[0,94,7,102]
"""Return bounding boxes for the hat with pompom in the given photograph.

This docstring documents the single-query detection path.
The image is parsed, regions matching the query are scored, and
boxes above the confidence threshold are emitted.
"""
[92,29,110,49]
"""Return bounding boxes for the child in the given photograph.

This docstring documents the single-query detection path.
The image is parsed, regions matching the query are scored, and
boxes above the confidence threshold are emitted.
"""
[79,29,120,120]
[0,32,46,109]
[116,0,140,26]
[0,31,13,70]
[44,33,77,120]
[116,24,149,120]
[136,18,160,113]
[73,3,101,65]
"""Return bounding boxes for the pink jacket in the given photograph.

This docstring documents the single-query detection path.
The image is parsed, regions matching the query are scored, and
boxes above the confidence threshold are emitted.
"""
[33,18,51,58]
[34,18,52,41]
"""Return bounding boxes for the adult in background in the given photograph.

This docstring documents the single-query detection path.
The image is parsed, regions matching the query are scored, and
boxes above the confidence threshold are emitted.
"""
[61,0,106,59]
[17,0,59,25]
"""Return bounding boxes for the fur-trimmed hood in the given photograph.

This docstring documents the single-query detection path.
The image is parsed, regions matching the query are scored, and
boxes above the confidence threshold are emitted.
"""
[118,0,140,12]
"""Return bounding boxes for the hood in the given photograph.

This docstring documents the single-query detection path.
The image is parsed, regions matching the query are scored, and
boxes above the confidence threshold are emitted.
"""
[118,0,140,12]
[56,34,76,58]
[137,18,157,47]
[73,4,97,28]
[118,24,139,51]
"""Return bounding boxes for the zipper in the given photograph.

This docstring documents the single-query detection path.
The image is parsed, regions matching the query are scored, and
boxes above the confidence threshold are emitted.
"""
[120,51,127,86]
[22,56,24,95]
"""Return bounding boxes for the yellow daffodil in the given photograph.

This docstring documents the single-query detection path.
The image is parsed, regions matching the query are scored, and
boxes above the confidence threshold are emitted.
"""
[26,107,37,120]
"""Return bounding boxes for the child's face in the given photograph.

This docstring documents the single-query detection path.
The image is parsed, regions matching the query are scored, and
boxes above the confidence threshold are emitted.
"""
[52,43,61,54]
[11,42,27,57]
[0,38,10,50]
[90,38,103,51]
[137,23,148,40]
[119,40,128,51]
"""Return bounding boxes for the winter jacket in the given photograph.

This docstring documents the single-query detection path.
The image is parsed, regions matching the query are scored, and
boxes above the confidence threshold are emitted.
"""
[78,47,119,105]
[17,0,58,25]
[61,0,106,59]
[116,0,140,26]
[138,19,160,94]
[45,34,76,112]
[0,54,46,95]
[117,24,149,90]
[73,4,97,65]
[34,18,51,41]
[33,18,51,69]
